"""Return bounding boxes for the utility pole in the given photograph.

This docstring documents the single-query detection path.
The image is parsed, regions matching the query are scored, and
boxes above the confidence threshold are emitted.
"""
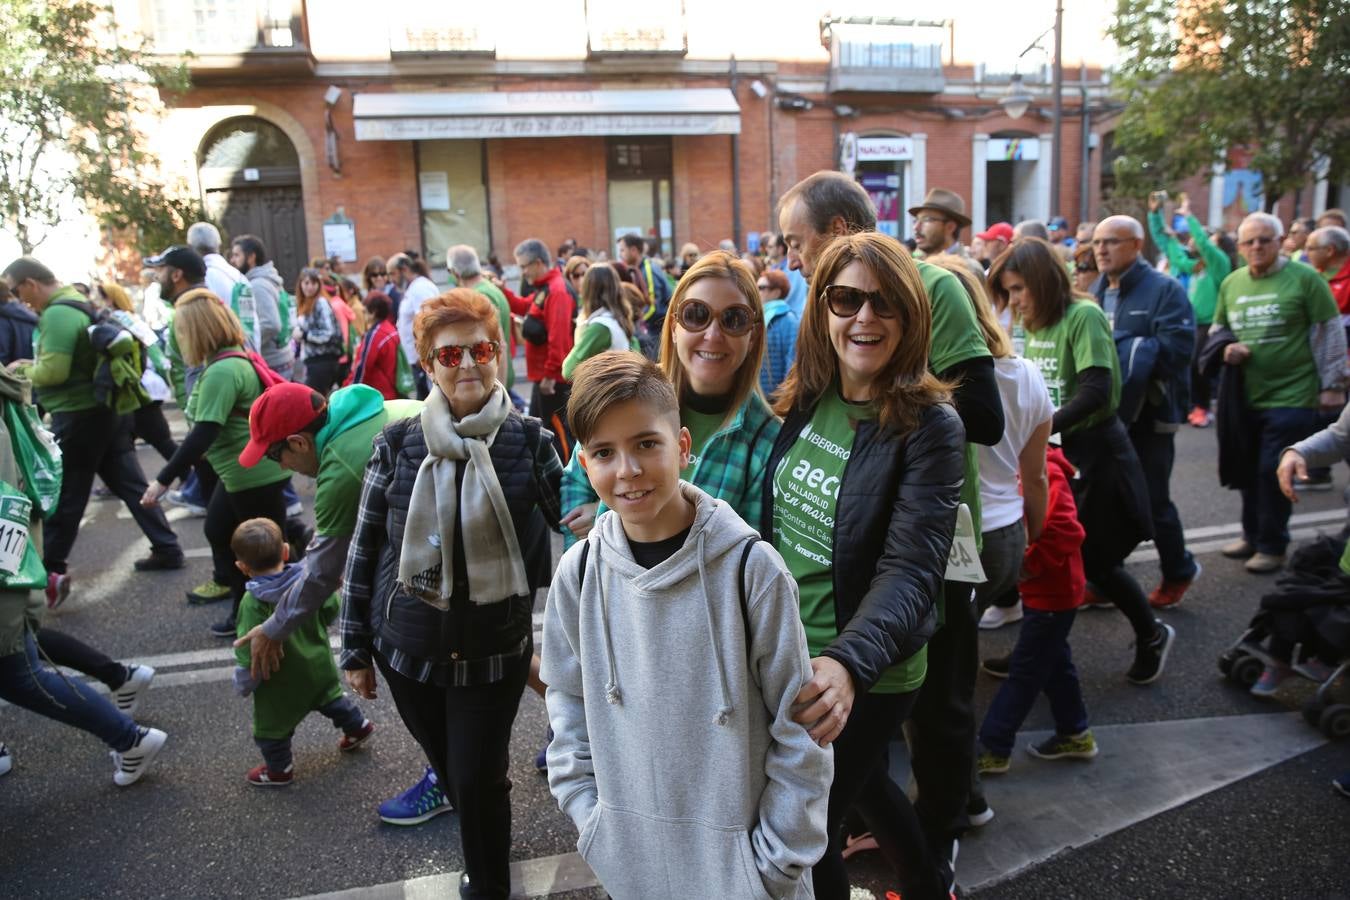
[1050,0,1063,219]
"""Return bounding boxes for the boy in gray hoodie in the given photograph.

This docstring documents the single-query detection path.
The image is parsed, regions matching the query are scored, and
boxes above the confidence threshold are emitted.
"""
[541,353,832,900]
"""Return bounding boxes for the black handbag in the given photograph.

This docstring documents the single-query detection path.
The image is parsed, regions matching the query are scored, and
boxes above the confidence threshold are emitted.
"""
[521,291,548,346]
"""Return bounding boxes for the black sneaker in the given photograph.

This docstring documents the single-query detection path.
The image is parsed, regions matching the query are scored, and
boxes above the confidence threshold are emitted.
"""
[209,615,237,639]
[1126,621,1176,685]
[981,655,1010,679]
[133,551,185,571]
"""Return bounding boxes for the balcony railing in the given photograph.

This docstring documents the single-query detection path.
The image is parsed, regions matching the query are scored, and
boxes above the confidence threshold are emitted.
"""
[821,17,947,94]
[150,0,312,74]
[586,0,687,57]
[388,5,495,57]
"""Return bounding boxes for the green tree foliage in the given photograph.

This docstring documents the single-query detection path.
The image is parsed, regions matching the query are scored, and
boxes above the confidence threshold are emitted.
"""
[1108,0,1350,210]
[0,0,198,254]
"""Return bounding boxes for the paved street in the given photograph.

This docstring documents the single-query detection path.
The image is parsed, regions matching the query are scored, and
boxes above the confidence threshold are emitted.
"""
[2,413,1348,899]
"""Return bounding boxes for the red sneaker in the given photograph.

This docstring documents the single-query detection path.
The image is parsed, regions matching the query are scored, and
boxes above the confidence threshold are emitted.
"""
[1187,406,1213,428]
[1149,563,1201,609]
[246,763,294,787]
[338,719,375,752]
[45,572,71,610]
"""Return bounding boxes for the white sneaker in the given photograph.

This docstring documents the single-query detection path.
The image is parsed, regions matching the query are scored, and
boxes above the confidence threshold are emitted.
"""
[979,602,1024,630]
[0,743,11,776]
[111,727,167,786]
[110,665,155,717]
[285,501,304,518]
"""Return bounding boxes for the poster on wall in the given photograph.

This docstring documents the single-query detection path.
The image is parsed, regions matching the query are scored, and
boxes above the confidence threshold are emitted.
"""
[419,172,451,211]
[861,172,901,238]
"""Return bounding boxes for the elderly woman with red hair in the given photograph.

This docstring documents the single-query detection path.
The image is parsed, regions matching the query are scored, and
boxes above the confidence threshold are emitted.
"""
[339,288,562,900]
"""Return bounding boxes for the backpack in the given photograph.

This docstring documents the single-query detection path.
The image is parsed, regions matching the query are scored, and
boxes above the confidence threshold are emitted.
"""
[576,536,762,675]
[230,282,294,353]
[52,299,149,415]
[211,349,286,419]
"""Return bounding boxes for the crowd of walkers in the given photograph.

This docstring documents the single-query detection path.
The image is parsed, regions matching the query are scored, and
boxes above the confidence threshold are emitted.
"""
[2,178,1350,899]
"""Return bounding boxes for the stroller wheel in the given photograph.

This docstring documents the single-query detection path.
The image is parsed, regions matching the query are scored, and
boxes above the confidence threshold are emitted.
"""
[1318,704,1350,740]
[1218,652,1239,676]
[1304,699,1325,728]
[1231,655,1263,688]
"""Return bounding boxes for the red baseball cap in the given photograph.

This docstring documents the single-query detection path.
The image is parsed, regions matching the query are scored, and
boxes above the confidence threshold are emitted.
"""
[976,222,1014,243]
[239,383,327,468]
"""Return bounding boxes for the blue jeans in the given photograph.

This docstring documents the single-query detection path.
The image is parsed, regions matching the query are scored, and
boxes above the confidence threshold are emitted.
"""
[0,630,139,752]
[1240,407,1322,555]
[254,695,366,770]
[979,609,1088,757]
[1128,418,1196,582]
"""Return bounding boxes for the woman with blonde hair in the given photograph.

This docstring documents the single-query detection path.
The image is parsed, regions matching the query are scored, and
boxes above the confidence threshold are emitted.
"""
[141,289,290,637]
[560,250,777,543]
[765,232,963,899]
[561,264,637,381]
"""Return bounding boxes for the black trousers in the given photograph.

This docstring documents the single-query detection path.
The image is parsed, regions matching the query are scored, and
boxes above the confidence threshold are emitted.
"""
[813,689,945,900]
[203,478,288,617]
[44,406,179,573]
[132,401,177,462]
[908,581,978,860]
[34,628,127,689]
[304,355,341,395]
[378,648,530,900]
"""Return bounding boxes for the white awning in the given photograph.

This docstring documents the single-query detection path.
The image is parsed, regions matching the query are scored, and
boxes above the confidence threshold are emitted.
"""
[352,88,740,141]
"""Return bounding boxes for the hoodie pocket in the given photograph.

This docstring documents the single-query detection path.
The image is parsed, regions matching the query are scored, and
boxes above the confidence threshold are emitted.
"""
[578,801,773,900]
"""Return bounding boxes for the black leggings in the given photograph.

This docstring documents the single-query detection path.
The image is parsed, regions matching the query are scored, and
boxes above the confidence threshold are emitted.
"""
[203,478,288,617]
[304,355,341,395]
[34,628,128,690]
[132,401,177,462]
[812,689,946,900]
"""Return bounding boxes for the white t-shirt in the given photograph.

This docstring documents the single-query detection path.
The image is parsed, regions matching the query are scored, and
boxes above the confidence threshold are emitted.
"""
[396,275,441,364]
[979,355,1055,532]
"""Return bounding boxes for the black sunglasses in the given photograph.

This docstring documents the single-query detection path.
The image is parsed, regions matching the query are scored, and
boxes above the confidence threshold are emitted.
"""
[675,299,759,336]
[429,341,499,368]
[264,438,290,463]
[821,284,898,319]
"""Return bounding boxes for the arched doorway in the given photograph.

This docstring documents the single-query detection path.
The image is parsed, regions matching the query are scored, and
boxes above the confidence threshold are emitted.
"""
[199,117,308,286]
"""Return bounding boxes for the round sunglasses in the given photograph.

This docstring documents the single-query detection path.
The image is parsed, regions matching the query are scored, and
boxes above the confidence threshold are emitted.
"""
[821,284,898,319]
[674,299,759,336]
[428,340,499,368]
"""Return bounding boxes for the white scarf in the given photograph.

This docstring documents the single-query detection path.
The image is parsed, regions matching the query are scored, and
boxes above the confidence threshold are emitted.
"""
[397,383,529,610]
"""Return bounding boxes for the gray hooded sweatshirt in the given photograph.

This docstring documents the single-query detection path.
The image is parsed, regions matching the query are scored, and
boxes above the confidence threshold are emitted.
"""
[541,483,831,900]
[245,261,296,374]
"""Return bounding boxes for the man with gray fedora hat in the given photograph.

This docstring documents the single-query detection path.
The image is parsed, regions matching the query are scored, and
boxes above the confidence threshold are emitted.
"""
[909,188,984,278]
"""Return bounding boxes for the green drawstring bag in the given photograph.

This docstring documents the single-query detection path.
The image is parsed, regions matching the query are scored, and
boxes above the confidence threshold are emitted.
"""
[0,483,46,590]
[394,352,417,399]
[1,401,61,517]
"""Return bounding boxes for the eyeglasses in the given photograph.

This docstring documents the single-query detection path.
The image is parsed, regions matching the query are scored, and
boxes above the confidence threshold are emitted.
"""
[1090,237,1128,248]
[675,299,758,336]
[821,284,898,319]
[429,341,499,368]
[264,439,289,463]
[370,270,387,277]
[756,281,770,291]
[1238,236,1276,248]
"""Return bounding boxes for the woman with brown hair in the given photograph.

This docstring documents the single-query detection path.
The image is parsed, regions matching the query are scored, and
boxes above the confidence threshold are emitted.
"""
[987,238,1174,685]
[294,267,344,394]
[561,264,637,381]
[141,289,291,637]
[764,231,963,899]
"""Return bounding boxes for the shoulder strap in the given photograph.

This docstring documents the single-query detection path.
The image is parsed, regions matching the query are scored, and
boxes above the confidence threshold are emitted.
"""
[577,538,591,594]
[52,298,96,321]
[738,536,762,670]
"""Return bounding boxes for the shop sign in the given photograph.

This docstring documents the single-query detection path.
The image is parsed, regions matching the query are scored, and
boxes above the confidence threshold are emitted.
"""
[356,113,740,141]
[986,138,1040,161]
[857,137,913,161]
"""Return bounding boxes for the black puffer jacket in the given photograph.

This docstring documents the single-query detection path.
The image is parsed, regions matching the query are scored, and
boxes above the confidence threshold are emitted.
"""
[760,400,965,692]
[361,412,557,665]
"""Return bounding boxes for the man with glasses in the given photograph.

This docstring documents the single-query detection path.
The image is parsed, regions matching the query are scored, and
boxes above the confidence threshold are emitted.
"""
[1090,216,1198,608]
[1215,212,1346,574]
[448,245,514,394]
[511,237,575,457]
[909,188,984,279]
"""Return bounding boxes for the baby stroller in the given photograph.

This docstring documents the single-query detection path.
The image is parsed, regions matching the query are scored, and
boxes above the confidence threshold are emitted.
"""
[1218,535,1350,739]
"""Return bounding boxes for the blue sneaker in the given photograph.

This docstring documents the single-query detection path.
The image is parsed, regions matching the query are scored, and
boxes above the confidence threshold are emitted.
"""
[378,766,453,825]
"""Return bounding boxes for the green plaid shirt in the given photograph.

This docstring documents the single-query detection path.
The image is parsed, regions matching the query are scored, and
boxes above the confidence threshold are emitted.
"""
[560,392,781,546]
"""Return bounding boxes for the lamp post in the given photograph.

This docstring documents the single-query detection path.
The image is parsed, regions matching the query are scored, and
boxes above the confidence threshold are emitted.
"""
[997,3,1065,218]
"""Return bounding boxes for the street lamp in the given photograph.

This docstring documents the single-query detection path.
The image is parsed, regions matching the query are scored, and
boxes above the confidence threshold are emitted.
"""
[995,3,1064,219]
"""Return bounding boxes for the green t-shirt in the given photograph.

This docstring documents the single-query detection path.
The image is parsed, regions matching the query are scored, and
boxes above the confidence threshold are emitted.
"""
[919,260,990,542]
[473,280,514,389]
[561,322,640,381]
[313,397,422,537]
[235,589,344,739]
[186,350,288,492]
[28,288,99,413]
[1024,300,1121,434]
[681,407,726,480]
[1214,261,1339,410]
[772,389,926,694]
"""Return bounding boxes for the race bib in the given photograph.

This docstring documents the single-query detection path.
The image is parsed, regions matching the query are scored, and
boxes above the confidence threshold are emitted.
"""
[0,492,33,577]
[944,503,987,584]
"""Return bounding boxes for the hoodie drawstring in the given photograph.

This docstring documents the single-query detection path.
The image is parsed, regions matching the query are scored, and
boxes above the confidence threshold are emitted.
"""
[695,531,736,727]
[594,540,622,706]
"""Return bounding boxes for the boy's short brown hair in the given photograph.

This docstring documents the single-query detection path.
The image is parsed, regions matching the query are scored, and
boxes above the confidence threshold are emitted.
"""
[230,518,285,572]
[567,351,679,445]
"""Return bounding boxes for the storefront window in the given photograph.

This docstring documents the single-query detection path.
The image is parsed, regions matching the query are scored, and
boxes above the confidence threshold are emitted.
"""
[854,135,912,239]
[607,138,674,257]
[416,140,491,271]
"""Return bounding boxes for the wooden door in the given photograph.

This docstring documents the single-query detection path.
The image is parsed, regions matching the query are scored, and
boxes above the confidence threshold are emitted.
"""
[204,186,308,287]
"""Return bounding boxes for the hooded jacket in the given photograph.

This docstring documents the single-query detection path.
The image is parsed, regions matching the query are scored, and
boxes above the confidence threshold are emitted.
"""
[0,301,37,366]
[1092,258,1194,429]
[1019,448,1086,611]
[541,484,832,900]
[244,261,295,374]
